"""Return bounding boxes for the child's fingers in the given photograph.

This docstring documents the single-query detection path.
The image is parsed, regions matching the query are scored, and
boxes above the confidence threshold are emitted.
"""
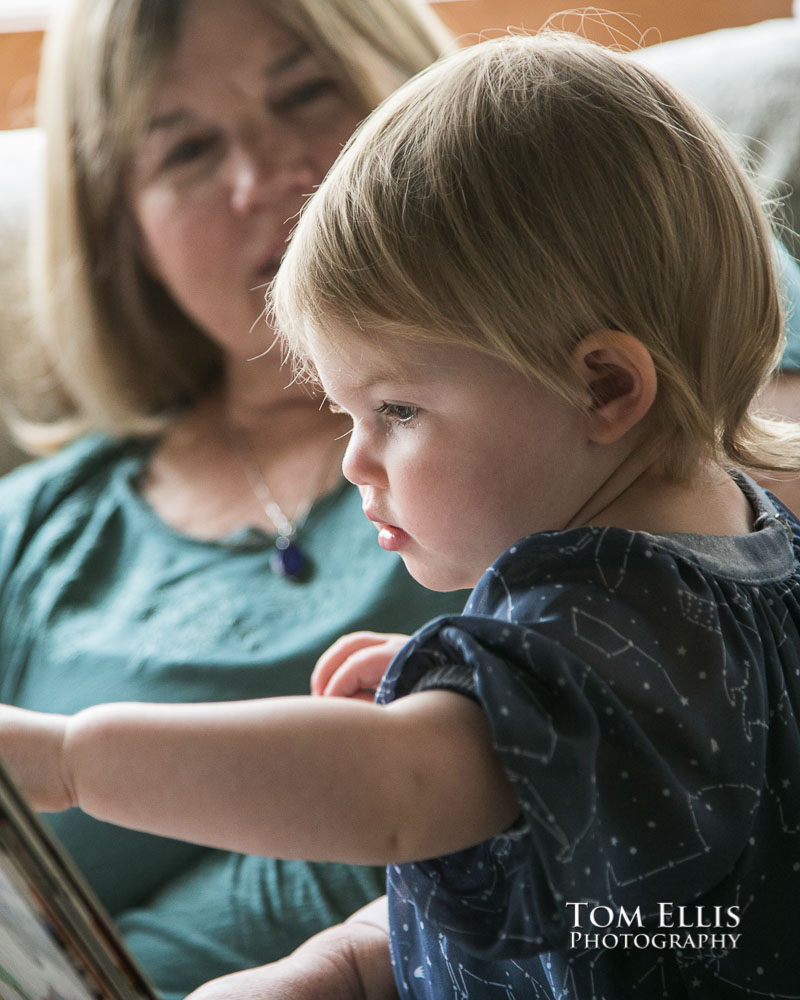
[321,647,387,699]
[311,632,405,695]
[321,635,410,699]
[316,635,408,699]
[323,658,382,700]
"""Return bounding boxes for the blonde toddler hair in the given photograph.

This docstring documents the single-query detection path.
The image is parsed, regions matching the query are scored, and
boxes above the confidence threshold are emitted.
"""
[274,32,800,482]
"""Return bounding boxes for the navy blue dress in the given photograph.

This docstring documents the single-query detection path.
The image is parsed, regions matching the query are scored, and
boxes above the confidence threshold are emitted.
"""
[378,477,800,998]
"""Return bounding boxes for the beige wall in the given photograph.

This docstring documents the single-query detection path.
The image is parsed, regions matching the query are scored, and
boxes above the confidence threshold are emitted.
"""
[0,1,793,129]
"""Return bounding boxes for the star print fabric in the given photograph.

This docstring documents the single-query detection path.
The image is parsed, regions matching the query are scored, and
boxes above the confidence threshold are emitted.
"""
[378,476,800,999]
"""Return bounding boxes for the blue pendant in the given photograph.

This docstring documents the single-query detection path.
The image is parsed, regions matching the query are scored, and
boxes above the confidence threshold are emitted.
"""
[270,539,311,582]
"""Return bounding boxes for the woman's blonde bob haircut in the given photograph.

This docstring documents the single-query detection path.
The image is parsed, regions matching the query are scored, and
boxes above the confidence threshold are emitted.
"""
[23,0,453,450]
[274,32,800,482]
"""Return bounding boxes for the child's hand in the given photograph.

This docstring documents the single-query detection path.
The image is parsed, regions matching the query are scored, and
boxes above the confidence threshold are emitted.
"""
[311,632,409,701]
[0,705,73,812]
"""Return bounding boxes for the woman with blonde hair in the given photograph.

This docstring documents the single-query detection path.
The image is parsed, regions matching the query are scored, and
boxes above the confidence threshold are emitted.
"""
[0,1,463,997]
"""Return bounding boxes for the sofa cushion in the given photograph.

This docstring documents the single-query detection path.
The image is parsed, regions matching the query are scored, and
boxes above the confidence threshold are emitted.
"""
[633,17,800,259]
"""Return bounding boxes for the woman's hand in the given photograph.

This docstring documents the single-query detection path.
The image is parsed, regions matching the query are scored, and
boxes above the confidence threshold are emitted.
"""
[312,632,409,701]
[0,705,73,812]
[185,895,397,1000]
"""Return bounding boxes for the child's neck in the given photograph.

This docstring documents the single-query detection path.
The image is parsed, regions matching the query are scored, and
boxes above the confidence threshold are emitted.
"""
[574,460,755,537]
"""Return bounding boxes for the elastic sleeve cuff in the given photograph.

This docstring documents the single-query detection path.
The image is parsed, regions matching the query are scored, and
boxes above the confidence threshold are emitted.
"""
[409,662,477,698]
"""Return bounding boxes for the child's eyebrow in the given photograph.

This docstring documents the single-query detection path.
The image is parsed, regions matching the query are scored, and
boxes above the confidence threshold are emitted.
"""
[320,367,429,407]
[351,370,427,392]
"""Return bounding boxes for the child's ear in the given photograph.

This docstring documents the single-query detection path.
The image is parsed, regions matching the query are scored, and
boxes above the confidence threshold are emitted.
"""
[571,330,657,445]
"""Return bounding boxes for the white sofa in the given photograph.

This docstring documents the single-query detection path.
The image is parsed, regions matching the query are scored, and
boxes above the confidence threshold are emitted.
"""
[634,17,800,261]
[0,18,798,475]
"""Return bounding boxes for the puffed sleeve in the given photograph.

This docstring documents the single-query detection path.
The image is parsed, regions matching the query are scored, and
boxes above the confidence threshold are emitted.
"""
[379,609,765,959]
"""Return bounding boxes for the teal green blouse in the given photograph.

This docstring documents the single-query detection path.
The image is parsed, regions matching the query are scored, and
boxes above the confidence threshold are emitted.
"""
[0,434,467,999]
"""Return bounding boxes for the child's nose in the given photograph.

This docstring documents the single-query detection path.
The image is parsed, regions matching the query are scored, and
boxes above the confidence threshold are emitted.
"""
[342,427,386,489]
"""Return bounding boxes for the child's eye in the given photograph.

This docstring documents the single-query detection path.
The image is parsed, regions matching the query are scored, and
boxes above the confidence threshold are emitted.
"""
[376,403,419,426]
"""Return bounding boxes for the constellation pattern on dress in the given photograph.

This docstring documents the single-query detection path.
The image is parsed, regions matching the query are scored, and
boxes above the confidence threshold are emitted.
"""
[379,479,800,999]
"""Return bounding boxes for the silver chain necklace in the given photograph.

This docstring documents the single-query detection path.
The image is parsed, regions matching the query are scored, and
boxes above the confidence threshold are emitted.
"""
[228,425,341,583]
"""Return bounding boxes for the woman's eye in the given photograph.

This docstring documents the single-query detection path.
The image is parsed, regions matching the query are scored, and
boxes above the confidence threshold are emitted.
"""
[162,135,215,169]
[376,403,419,426]
[274,78,337,112]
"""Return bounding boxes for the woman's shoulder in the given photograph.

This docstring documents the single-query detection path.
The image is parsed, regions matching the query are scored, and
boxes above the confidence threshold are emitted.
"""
[0,432,142,526]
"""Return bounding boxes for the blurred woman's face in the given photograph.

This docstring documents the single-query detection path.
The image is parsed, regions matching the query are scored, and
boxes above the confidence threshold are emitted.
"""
[127,0,364,359]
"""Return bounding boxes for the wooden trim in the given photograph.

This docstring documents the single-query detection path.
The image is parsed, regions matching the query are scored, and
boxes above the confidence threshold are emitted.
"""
[0,30,41,130]
[0,3,793,130]
[430,1,793,46]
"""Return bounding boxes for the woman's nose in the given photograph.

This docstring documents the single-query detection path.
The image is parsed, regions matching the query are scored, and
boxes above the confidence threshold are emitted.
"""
[229,131,316,214]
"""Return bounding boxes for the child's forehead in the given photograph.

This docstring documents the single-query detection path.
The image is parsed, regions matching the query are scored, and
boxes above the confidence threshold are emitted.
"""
[307,324,440,387]
[307,327,527,405]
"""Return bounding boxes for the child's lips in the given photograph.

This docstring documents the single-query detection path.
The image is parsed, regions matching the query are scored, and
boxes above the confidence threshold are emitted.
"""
[364,508,410,551]
[376,524,410,552]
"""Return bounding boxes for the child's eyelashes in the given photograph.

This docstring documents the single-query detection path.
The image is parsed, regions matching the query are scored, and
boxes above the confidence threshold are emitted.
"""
[325,399,419,429]
[376,402,419,427]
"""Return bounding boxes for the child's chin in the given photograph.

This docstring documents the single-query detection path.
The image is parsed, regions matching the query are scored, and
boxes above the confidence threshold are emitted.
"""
[403,556,475,593]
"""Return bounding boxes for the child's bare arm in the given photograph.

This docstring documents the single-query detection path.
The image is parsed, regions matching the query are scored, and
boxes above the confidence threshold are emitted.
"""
[0,706,73,812]
[185,895,396,1000]
[0,692,520,864]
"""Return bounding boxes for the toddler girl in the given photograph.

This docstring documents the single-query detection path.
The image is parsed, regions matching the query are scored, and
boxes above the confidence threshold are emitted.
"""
[3,33,800,999]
